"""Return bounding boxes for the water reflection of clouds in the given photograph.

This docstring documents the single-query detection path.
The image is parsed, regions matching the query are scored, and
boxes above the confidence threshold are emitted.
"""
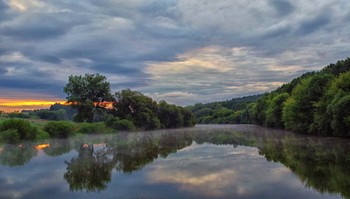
[0,151,74,199]
[148,143,302,198]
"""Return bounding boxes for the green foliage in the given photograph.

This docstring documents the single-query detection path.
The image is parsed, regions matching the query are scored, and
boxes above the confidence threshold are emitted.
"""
[104,115,119,127]
[111,119,136,131]
[244,58,349,136]
[190,95,262,124]
[329,95,350,135]
[254,95,270,125]
[60,74,196,130]
[30,109,69,121]
[50,103,77,120]
[186,57,350,136]
[44,121,76,138]
[195,108,213,118]
[1,129,20,143]
[321,57,350,76]
[157,101,184,128]
[78,122,105,134]
[114,89,160,130]
[281,97,298,131]
[181,107,196,127]
[0,119,37,140]
[265,93,289,128]
[36,129,50,140]
[281,74,334,133]
[64,73,113,123]
[282,78,313,132]
[7,112,30,118]
[311,71,350,136]
[112,90,194,130]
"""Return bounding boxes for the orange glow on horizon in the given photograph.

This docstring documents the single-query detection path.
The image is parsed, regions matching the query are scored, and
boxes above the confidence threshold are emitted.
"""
[0,101,67,107]
[0,99,115,112]
[0,99,66,112]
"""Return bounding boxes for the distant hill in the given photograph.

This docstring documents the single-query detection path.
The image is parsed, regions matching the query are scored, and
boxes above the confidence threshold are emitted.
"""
[187,94,263,124]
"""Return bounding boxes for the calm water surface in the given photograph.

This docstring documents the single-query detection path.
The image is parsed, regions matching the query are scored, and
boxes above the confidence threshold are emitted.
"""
[0,125,349,199]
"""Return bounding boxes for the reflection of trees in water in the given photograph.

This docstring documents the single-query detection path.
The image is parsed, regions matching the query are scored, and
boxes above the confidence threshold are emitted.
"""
[1,126,350,197]
[63,131,195,192]
[258,135,350,199]
[64,144,114,192]
[193,127,350,199]
[0,144,37,166]
[113,135,159,173]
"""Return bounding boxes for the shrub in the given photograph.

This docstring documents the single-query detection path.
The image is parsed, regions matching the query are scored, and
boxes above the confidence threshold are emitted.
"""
[44,121,75,138]
[0,119,37,140]
[7,112,29,118]
[1,129,20,143]
[36,129,50,140]
[104,115,119,127]
[78,122,105,134]
[111,119,135,131]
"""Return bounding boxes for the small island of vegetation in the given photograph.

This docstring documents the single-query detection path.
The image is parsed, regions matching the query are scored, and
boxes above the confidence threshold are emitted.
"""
[0,74,195,143]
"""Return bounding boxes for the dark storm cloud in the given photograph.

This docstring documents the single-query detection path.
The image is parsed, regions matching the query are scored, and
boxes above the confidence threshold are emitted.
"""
[269,0,295,17]
[0,76,63,96]
[0,67,7,74]
[140,0,178,19]
[0,1,8,9]
[92,61,145,76]
[33,55,61,64]
[0,12,89,40]
[297,13,331,35]
[111,80,150,90]
[0,1,10,22]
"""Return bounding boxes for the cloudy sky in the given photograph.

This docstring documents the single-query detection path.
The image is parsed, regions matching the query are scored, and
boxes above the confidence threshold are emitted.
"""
[1,0,350,111]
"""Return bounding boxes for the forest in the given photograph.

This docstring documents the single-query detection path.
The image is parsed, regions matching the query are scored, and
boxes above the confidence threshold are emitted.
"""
[190,57,350,136]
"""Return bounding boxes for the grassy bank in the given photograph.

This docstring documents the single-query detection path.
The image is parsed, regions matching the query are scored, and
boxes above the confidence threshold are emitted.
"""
[0,118,116,143]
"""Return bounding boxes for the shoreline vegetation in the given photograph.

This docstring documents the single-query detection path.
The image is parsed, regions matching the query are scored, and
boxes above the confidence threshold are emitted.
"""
[0,74,195,143]
[189,57,350,137]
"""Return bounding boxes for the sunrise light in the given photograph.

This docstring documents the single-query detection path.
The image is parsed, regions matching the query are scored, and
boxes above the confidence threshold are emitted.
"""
[0,99,67,112]
[0,101,67,107]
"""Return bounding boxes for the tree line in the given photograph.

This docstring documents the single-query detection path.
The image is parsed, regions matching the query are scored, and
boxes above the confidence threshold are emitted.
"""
[190,57,350,136]
[188,95,262,124]
[64,74,195,130]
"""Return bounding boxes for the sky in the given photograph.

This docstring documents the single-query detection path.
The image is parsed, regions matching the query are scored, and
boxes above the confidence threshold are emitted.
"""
[1,0,350,111]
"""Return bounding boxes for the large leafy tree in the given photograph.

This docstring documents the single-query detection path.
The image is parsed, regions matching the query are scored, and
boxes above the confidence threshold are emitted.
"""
[282,73,334,133]
[324,71,350,136]
[114,89,160,130]
[64,74,113,123]
[265,93,289,128]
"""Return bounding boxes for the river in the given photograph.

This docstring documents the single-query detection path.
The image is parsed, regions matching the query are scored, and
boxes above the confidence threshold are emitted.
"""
[0,125,349,199]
